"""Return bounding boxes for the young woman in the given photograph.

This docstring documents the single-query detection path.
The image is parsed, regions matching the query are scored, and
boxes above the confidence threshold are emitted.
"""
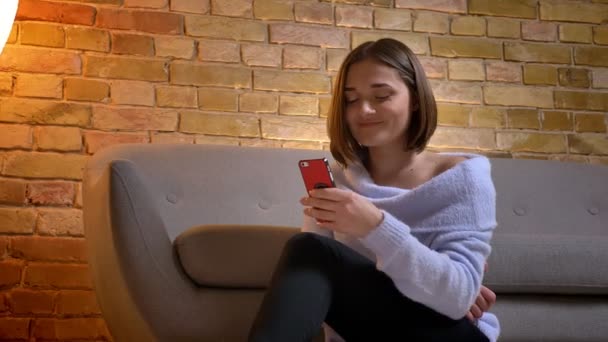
[248,38,499,342]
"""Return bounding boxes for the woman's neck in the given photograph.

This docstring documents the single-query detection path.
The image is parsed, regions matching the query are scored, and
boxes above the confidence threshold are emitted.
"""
[367,145,423,184]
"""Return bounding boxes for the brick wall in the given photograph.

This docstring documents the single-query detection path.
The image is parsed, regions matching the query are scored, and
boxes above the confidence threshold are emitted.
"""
[0,0,607,340]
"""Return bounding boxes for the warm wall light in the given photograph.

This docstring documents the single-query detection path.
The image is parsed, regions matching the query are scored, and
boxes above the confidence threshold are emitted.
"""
[0,0,19,54]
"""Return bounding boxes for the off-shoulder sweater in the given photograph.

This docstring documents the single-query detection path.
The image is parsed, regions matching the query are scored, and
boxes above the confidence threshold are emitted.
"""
[303,153,500,342]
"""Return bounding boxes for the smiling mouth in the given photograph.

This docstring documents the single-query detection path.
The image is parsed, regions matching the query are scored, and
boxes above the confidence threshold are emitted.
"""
[358,121,383,127]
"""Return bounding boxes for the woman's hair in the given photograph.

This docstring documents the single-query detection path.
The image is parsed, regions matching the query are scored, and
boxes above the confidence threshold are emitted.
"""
[328,38,437,167]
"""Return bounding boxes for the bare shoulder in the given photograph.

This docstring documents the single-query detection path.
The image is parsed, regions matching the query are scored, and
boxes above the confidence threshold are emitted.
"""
[441,154,468,170]
[425,152,468,176]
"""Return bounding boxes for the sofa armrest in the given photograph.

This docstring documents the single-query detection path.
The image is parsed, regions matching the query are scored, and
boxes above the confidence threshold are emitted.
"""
[85,160,209,341]
[175,225,299,288]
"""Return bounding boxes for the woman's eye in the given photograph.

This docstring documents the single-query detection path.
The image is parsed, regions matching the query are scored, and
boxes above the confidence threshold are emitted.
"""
[345,98,358,104]
[376,95,390,101]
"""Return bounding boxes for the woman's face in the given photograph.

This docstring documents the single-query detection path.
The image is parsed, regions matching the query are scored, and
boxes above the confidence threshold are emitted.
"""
[344,58,414,150]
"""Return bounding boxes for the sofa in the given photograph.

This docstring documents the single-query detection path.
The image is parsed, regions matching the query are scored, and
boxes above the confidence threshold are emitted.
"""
[83,143,608,342]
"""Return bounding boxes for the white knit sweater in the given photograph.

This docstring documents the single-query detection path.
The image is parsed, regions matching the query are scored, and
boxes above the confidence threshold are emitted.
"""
[303,153,500,342]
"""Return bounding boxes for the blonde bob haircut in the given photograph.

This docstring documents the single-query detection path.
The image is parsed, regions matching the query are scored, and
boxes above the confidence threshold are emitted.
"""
[328,38,437,167]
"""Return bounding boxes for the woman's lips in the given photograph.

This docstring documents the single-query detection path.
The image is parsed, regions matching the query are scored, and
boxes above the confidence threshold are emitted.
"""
[358,121,383,127]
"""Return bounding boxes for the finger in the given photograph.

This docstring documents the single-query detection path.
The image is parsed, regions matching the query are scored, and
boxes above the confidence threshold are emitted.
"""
[480,286,497,307]
[475,294,489,311]
[484,262,489,273]
[466,312,474,322]
[301,196,339,211]
[469,304,483,319]
[309,188,349,201]
[304,207,335,221]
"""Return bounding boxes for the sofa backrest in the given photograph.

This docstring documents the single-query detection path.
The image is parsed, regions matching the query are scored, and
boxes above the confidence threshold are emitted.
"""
[87,144,330,241]
[487,158,608,295]
[89,144,608,239]
[87,143,608,295]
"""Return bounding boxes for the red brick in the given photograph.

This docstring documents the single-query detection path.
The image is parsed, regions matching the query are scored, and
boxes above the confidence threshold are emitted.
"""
[0,73,13,94]
[11,236,87,262]
[97,8,184,34]
[0,292,7,311]
[486,61,522,83]
[20,22,65,48]
[283,46,322,70]
[3,152,87,182]
[0,46,81,74]
[85,55,167,82]
[34,126,83,152]
[0,237,8,258]
[84,131,149,154]
[34,318,111,340]
[270,23,349,48]
[57,290,101,315]
[24,263,92,289]
[199,40,240,63]
[211,0,252,18]
[112,32,155,56]
[36,208,84,237]
[65,26,110,52]
[0,318,30,339]
[7,289,55,314]
[0,179,27,205]
[16,0,96,25]
[0,98,91,127]
[125,0,168,8]
[151,132,195,144]
[14,74,63,99]
[395,0,466,13]
[111,80,154,106]
[420,57,447,79]
[0,260,23,288]
[522,21,557,42]
[155,36,195,59]
[295,2,333,25]
[171,0,209,14]
[336,5,373,29]
[92,106,177,131]
[27,181,75,206]
[0,208,37,234]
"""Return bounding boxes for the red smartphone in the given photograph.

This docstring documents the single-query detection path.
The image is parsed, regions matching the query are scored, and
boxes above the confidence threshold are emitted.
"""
[298,158,335,193]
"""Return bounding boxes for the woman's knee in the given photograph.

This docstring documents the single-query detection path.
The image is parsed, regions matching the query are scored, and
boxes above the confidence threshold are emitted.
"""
[284,232,328,256]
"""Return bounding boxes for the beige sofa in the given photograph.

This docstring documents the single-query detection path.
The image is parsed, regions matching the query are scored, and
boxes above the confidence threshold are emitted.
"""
[83,143,608,342]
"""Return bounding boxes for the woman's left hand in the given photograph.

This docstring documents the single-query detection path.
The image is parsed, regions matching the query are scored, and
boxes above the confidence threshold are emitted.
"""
[467,263,496,322]
[466,285,496,321]
[300,188,383,238]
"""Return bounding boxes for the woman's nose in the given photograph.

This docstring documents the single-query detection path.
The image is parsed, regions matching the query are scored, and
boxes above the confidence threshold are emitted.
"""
[359,101,375,115]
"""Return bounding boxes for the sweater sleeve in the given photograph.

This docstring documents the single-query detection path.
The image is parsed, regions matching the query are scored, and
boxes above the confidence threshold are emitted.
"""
[358,160,496,320]
[360,213,492,319]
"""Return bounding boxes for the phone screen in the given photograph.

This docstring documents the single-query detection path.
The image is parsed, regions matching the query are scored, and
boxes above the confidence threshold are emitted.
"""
[298,158,335,193]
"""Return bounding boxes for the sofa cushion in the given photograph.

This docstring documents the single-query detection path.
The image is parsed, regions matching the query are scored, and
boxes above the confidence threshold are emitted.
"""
[491,294,608,341]
[174,224,299,288]
[486,233,608,294]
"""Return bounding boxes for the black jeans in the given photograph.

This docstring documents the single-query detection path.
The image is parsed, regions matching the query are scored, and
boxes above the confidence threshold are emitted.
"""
[248,232,490,342]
